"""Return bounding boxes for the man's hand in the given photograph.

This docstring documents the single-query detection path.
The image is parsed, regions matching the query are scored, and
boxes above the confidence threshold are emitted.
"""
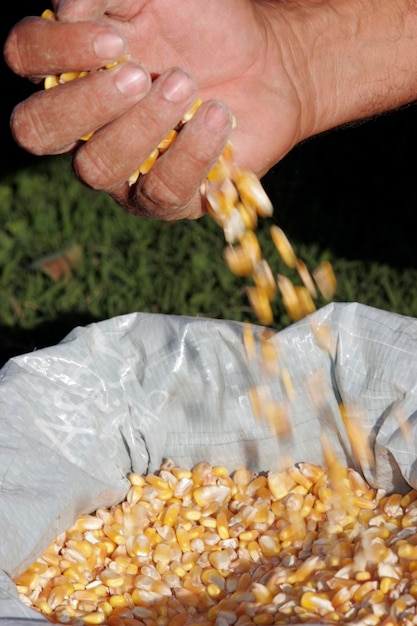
[3,0,301,219]
[5,0,417,219]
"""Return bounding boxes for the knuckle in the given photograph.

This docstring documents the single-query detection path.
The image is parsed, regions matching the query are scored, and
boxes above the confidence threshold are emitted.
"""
[10,101,53,155]
[3,18,34,76]
[134,186,188,220]
[127,173,201,220]
[72,144,116,190]
[141,170,190,210]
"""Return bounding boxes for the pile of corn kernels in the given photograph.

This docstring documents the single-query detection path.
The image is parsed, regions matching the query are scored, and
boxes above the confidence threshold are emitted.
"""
[15,456,417,626]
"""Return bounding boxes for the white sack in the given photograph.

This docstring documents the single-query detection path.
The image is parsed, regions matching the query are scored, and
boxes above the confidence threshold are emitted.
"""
[1,302,417,624]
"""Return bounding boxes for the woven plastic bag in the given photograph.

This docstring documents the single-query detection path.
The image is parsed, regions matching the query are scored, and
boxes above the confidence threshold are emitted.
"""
[1,301,417,624]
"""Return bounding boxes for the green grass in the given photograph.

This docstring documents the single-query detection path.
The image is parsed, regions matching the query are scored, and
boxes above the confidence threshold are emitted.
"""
[1,105,417,363]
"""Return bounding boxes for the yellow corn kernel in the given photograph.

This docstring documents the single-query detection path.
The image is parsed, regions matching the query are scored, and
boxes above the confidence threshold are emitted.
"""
[253,259,277,300]
[239,230,262,265]
[267,470,296,501]
[223,244,254,277]
[246,286,274,327]
[162,502,181,527]
[397,543,417,559]
[41,8,55,19]
[47,582,75,608]
[59,71,82,83]
[81,612,106,624]
[153,542,173,565]
[14,570,40,590]
[99,570,125,588]
[128,472,146,487]
[126,484,143,506]
[212,465,230,479]
[76,515,104,532]
[238,200,258,230]
[380,577,397,594]
[200,516,218,530]
[66,539,93,559]
[234,169,273,218]
[109,594,129,608]
[242,322,257,364]
[157,129,178,153]
[401,490,417,507]
[248,386,266,421]
[313,260,337,300]
[181,508,201,521]
[180,98,203,124]
[277,274,302,321]
[62,566,90,586]
[294,285,316,318]
[216,510,230,539]
[176,525,191,553]
[300,591,333,613]
[295,259,317,299]
[137,148,159,176]
[270,225,297,268]
[352,581,378,603]
[44,75,60,89]
[259,340,279,376]
[37,600,53,616]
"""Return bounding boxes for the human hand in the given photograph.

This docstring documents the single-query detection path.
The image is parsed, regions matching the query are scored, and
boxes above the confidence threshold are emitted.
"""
[7,0,417,220]
[4,0,305,219]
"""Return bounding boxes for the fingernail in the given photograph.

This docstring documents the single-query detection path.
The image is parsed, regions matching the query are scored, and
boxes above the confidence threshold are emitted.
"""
[162,69,195,103]
[94,31,126,62]
[115,65,149,97]
[204,102,231,130]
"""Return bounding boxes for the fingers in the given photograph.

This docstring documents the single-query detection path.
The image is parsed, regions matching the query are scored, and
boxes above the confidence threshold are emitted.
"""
[3,16,127,79]
[10,62,151,156]
[72,68,200,189]
[111,100,233,220]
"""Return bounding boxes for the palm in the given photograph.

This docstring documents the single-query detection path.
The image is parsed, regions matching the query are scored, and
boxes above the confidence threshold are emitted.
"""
[101,0,302,175]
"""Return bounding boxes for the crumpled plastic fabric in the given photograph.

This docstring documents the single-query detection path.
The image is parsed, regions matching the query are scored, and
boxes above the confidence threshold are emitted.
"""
[1,301,417,625]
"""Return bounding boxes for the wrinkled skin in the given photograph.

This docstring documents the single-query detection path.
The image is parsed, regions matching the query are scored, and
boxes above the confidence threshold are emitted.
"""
[4,0,303,219]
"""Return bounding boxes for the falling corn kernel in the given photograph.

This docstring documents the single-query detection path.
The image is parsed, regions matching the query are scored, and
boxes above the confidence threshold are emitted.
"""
[246,286,274,327]
[270,225,297,268]
[313,260,338,300]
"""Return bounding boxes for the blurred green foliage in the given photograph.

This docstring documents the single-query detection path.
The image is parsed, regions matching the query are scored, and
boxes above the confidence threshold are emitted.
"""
[1,130,417,364]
